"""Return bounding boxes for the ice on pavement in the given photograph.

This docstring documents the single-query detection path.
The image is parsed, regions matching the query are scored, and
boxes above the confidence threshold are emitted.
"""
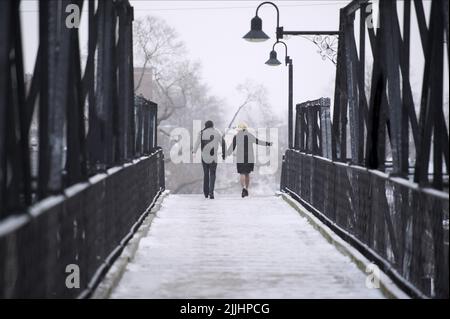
[110,195,385,299]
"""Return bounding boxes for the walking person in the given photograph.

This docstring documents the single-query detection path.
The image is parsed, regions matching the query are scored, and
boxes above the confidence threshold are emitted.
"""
[225,123,272,198]
[192,120,225,199]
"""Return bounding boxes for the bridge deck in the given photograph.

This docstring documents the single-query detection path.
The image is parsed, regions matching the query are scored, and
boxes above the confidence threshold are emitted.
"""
[110,195,384,298]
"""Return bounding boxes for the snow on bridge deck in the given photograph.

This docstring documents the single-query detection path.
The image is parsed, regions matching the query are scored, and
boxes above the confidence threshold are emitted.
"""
[110,195,384,299]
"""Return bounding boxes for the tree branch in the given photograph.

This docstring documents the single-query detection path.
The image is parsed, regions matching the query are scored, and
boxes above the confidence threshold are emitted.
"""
[226,96,251,130]
[134,57,150,92]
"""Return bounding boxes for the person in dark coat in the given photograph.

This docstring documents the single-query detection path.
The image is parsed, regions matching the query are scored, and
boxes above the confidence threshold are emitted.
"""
[225,123,272,198]
[192,120,225,199]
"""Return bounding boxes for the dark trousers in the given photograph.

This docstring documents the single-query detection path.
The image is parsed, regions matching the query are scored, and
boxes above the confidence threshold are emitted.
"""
[202,162,217,197]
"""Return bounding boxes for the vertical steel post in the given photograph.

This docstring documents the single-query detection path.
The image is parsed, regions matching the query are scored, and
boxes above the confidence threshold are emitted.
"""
[288,61,293,149]
[380,0,404,176]
[38,1,51,198]
[320,98,332,159]
[0,0,10,217]
[13,1,32,206]
[127,5,136,158]
[117,1,128,163]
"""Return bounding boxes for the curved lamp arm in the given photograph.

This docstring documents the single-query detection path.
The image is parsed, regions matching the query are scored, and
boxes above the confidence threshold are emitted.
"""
[255,1,280,30]
[273,41,292,66]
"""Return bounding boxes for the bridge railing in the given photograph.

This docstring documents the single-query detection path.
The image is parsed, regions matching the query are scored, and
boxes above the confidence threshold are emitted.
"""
[0,0,157,220]
[332,0,448,188]
[0,0,166,298]
[294,98,332,159]
[0,149,164,298]
[282,0,449,298]
[281,150,448,298]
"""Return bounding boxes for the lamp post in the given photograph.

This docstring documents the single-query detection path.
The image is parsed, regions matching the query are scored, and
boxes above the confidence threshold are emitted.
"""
[265,41,294,149]
[243,1,339,149]
[243,1,340,42]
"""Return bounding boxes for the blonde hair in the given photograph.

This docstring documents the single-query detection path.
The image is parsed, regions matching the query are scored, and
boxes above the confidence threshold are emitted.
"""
[237,122,248,130]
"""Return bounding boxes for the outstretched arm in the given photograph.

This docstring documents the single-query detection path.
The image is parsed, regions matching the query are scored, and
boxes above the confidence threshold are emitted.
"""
[255,137,272,146]
[221,135,226,159]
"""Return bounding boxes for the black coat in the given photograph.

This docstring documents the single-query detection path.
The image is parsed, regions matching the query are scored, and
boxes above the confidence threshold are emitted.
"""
[193,127,225,163]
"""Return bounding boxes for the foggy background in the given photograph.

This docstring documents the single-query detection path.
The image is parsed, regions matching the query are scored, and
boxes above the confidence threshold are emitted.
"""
[18,0,448,195]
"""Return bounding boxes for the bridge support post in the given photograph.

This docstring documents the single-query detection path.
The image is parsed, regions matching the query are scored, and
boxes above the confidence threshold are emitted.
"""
[0,1,11,218]
[288,61,293,149]
[319,98,332,159]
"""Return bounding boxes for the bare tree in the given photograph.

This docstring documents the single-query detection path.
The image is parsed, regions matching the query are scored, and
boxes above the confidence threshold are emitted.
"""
[215,81,284,196]
[154,60,203,125]
[230,80,282,130]
[227,81,269,131]
[133,15,226,194]
[133,16,185,92]
[133,16,283,195]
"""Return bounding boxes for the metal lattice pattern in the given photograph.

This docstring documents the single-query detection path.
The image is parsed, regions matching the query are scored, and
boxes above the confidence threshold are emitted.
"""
[0,0,161,220]
[331,0,449,188]
[0,0,165,298]
[284,0,449,298]
[281,150,449,298]
[294,98,332,158]
[0,150,164,298]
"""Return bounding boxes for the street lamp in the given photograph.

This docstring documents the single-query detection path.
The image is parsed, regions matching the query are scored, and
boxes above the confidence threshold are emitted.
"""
[265,41,294,149]
[243,1,340,149]
[265,50,282,66]
[243,15,270,42]
[243,2,279,42]
[243,1,339,42]
[265,41,291,66]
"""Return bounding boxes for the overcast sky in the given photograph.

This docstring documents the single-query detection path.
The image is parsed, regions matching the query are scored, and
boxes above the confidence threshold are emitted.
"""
[130,0,347,121]
[19,0,446,126]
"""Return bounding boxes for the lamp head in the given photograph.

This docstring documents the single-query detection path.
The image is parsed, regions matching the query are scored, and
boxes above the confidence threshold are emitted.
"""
[243,16,270,42]
[265,50,282,66]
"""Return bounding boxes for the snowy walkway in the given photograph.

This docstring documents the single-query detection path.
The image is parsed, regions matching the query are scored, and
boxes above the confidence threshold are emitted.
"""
[110,195,385,299]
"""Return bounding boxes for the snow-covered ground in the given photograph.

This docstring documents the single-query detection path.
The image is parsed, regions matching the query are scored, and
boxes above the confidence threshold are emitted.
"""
[110,195,385,299]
